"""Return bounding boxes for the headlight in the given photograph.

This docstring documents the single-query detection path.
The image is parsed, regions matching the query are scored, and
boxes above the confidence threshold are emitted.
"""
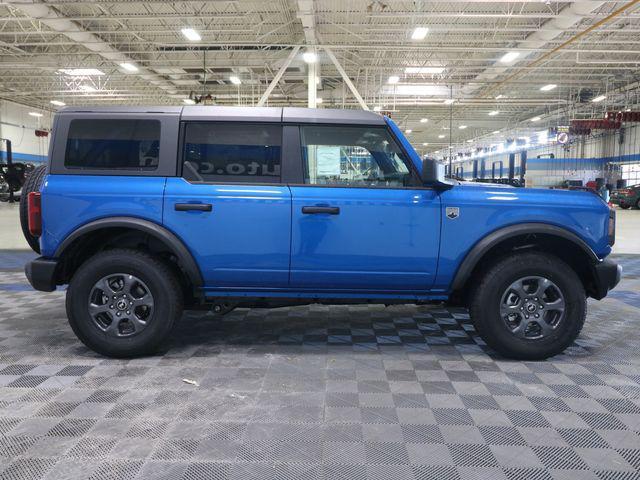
[608,208,616,246]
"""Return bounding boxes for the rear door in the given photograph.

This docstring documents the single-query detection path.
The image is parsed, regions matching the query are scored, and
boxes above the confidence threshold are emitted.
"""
[163,121,291,289]
[288,124,441,291]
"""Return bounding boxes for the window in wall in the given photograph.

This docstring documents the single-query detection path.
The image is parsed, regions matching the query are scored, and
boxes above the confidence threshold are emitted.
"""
[300,125,415,187]
[182,123,281,183]
[65,119,160,169]
[621,162,640,186]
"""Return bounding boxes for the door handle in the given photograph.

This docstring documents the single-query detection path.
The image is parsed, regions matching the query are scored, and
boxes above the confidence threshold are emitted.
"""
[175,203,212,212]
[302,206,340,215]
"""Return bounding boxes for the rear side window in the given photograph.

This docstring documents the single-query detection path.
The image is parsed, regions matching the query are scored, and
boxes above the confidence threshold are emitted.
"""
[64,119,160,170]
[182,123,281,183]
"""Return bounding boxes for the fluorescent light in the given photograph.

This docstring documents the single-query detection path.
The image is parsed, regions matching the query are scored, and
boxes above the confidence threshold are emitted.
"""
[384,84,449,96]
[183,98,196,105]
[488,110,499,116]
[120,62,138,72]
[422,142,429,146]
[405,67,445,75]
[530,116,541,122]
[78,85,96,92]
[302,51,317,63]
[467,139,473,143]
[316,97,323,104]
[500,51,520,63]
[592,94,606,103]
[540,84,557,92]
[411,27,429,40]
[443,98,455,105]
[229,75,241,85]
[373,106,382,112]
[58,68,104,76]
[459,125,467,129]
[492,130,500,134]
[438,134,445,139]
[181,28,201,41]
[387,75,400,84]
[420,118,428,123]
[28,112,43,118]
[50,100,65,106]
[405,129,412,134]
[495,94,505,99]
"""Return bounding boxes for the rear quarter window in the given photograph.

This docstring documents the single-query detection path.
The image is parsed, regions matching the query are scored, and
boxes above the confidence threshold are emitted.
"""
[64,119,160,170]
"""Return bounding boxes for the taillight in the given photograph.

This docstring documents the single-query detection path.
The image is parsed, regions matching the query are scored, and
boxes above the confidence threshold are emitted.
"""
[608,208,616,246]
[27,192,42,237]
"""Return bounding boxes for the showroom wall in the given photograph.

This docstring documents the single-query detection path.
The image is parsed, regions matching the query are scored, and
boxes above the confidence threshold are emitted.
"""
[453,121,640,187]
[0,99,52,164]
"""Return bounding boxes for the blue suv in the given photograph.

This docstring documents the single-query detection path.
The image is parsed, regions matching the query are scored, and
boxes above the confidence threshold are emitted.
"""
[22,106,621,359]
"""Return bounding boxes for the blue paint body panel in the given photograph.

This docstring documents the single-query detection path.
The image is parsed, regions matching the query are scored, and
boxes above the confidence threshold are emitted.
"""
[40,175,166,257]
[162,178,291,287]
[289,186,441,290]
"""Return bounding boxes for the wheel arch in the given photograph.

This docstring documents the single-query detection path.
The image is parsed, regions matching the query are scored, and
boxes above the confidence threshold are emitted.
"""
[54,217,203,290]
[450,223,600,301]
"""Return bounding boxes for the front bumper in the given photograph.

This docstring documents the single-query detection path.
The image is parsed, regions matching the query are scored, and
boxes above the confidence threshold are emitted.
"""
[25,257,58,292]
[591,258,622,300]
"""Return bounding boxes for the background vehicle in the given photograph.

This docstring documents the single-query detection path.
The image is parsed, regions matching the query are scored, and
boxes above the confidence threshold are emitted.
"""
[611,183,640,209]
[22,106,620,360]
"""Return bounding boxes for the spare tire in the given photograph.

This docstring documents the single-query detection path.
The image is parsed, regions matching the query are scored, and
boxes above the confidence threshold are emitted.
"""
[19,164,47,253]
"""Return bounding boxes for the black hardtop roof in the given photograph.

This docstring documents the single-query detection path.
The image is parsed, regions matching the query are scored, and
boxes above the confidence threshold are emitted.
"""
[56,105,386,125]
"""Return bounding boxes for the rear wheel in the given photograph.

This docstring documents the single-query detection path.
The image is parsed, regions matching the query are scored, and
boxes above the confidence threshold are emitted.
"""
[619,204,631,210]
[19,164,47,253]
[66,249,183,357]
[469,252,586,360]
[636,198,640,209]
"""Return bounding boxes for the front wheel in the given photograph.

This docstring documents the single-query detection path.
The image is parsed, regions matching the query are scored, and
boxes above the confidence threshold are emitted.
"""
[66,249,183,358]
[469,252,586,360]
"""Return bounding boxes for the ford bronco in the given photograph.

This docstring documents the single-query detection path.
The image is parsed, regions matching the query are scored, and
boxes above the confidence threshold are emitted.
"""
[22,106,621,359]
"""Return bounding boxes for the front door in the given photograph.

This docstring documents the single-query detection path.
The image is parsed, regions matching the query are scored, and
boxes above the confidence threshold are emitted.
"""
[289,124,441,292]
[163,122,291,289]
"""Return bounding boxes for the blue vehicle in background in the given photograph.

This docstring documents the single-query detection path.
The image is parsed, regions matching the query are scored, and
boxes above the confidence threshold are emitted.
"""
[22,106,620,359]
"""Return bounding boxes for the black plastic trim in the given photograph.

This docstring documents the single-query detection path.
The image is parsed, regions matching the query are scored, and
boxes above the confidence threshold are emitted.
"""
[450,223,600,291]
[54,217,203,288]
[25,257,58,292]
[592,258,622,300]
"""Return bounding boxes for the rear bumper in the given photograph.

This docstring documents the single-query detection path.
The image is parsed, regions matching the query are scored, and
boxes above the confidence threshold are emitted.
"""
[25,257,58,292]
[591,258,622,300]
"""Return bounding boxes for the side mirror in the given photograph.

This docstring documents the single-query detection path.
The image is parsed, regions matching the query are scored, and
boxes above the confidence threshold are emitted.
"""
[421,158,453,189]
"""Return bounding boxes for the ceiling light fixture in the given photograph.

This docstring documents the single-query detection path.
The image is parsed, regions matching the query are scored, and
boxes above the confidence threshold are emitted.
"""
[181,28,201,41]
[443,98,455,105]
[387,75,400,84]
[492,130,500,134]
[229,75,242,85]
[183,98,196,105]
[373,106,382,112]
[405,129,412,134]
[120,62,138,72]
[495,94,505,100]
[530,116,541,122]
[405,67,445,74]
[78,85,96,92]
[459,125,467,129]
[316,97,323,104]
[58,68,104,76]
[28,112,43,118]
[422,142,429,146]
[411,27,429,40]
[420,118,428,123]
[488,110,499,116]
[50,100,65,107]
[592,95,606,103]
[302,51,317,63]
[540,84,557,91]
[438,134,445,138]
[500,51,520,63]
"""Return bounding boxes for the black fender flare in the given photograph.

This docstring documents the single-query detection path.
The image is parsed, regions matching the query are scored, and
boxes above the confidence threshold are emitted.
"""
[450,222,599,291]
[54,216,203,288]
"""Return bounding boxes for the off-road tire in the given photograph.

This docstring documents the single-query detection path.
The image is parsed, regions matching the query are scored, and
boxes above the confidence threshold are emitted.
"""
[469,252,586,360]
[19,164,47,253]
[66,249,183,358]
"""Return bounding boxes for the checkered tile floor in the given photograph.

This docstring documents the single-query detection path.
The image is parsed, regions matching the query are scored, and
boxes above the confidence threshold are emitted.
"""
[1,250,639,480]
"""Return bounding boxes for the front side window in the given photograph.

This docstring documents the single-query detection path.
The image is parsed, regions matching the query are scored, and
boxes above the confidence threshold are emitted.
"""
[300,125,415,187]
[65,119,160,170]
[183,123,281,183]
